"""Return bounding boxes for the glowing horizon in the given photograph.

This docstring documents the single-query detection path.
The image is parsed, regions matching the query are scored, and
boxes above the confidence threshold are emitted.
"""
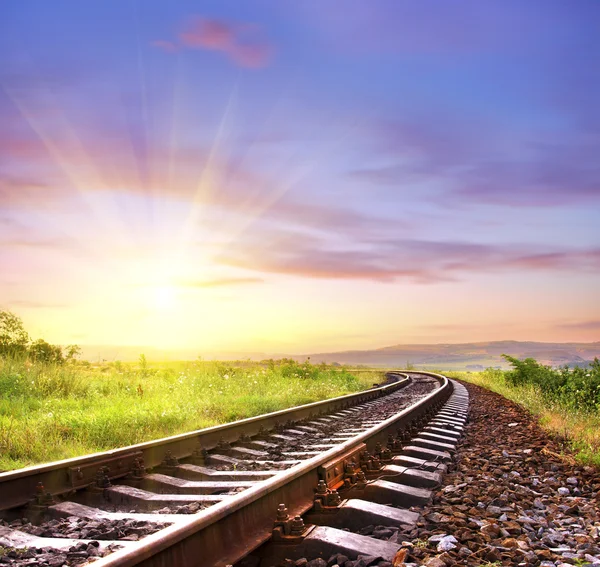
[1,1,599,355]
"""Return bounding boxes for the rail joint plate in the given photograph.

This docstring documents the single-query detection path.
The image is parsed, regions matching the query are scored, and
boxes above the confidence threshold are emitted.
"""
[68,451,143,489]
[318,443,366,489]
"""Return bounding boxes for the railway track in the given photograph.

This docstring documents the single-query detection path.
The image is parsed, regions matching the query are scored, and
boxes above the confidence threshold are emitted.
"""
[0,371,468,567]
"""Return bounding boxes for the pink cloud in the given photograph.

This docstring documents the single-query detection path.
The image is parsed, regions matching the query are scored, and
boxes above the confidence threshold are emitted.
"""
[153,16,273,69]
[229,42,273,69]
[180,19,234,50]
[216,230,600,284]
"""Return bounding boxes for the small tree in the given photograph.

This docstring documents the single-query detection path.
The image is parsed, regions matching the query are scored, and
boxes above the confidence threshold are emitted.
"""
[0,310,30,358]
[138,353,149,377]
[65,344,82,362]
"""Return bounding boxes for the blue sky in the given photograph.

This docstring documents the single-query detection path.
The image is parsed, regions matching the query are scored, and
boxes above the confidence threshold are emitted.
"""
[1,1,599,353]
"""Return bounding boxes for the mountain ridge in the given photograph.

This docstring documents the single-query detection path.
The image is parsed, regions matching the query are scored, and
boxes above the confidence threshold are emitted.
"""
[305,340,600,369]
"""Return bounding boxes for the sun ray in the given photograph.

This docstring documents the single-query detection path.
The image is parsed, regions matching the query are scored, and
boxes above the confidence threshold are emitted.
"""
[169,81,240,271]
[173,71,369,262]
[2,82,133,255]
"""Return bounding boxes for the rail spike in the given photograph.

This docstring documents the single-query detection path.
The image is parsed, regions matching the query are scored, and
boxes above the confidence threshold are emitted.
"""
[162,450,180,467]
[95,466,111,489]
[33,481,55,507]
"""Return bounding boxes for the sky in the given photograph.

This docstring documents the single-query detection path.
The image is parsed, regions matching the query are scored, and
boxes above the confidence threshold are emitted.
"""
[1,1,599,356]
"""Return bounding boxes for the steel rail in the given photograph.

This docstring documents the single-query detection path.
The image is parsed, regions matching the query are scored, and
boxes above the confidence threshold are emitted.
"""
[0,372,410,510]
[87,372,451,567]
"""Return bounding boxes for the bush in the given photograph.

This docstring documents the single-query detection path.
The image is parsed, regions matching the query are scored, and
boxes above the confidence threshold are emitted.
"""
[29,339,64,364]
[503,355,600,411]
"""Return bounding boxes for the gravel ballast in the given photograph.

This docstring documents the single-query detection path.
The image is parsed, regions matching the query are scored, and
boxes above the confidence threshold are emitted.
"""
[271,380,599,567]
[402,380,600,567]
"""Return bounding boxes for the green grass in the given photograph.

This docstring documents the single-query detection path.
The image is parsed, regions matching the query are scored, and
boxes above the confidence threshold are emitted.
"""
[447,367,600,468]
[0,358,382,471]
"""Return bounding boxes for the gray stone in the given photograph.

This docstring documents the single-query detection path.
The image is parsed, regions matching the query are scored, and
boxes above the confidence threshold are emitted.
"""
[328,556,349,567]
[355,556,382,567]
[372,528,394,540]
[47,556,68,567]
[436,535,458,552]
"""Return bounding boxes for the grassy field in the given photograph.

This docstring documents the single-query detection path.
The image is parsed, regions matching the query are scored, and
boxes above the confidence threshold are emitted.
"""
[5,345,596,473]
[447,366,600,468]
[0,357,383,471]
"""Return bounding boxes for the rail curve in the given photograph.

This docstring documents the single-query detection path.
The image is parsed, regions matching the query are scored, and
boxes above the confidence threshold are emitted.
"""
[0,371,463,567]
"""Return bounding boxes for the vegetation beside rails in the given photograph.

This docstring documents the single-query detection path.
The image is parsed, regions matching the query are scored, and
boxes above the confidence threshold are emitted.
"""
[0,357,381,471]
[447,356,600,467]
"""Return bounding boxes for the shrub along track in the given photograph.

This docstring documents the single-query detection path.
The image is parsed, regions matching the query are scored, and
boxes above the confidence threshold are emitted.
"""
[0,372,460,567]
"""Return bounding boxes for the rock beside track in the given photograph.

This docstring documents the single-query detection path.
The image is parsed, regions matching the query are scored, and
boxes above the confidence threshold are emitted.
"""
[7,517,168,541]
[0,541,122,566]
[0,516,167,567]
[401,381,600,566]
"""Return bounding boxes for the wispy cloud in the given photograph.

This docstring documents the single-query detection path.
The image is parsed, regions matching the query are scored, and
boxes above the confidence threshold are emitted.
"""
[182,277,264,288]
[151,40,178,53]
[295,1,598,57]
[217,234,600,284]
[556,320,600,331]
[154,16,273,68]
[0,236,77,250]
[4,299,69,309]
[351,117,600,208]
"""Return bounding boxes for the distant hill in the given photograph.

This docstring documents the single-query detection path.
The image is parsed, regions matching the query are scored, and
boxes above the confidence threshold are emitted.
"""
[304,341,600,370]
[76,340,600,370]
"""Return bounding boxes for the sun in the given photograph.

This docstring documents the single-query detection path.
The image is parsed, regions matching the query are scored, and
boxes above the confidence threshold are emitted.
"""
[150,285,178,311]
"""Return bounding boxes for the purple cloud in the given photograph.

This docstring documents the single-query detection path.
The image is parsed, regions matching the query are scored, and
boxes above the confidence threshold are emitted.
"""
[351,117,600,207]
[216,228,600,284]
[293,1,600,58]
